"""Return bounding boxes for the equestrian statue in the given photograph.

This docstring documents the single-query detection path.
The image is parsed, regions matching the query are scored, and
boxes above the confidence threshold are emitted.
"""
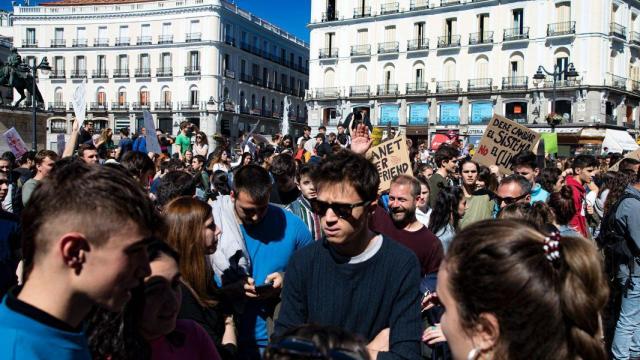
[0,47,44,107]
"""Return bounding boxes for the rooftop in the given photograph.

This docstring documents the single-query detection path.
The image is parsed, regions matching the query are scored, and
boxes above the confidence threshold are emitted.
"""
[40,0,156,5]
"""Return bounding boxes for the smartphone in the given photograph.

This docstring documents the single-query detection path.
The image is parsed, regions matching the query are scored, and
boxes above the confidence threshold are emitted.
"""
[255,281,274,295]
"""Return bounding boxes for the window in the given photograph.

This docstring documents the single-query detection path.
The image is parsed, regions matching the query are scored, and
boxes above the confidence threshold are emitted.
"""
[189,51,200,69]
[252,63,259,78]
[251,94,256,109]
[75,56,86,71]
[475,56,489,78]
[324,68,335,87]
[190,20,200,34]
[139,54,150,70]
[55,28,64,41]
[513,9,524,32]
[54,88,63,103]
[383,64,394,86]
[556,2,570,23]
[508,53,524,78]
[76,27,86,40]
[189,87,199,105]
[97,55,106,72]
[26,28,36,44]
[413,62,425,83]
[162,87,172,105]
[224,23,232,39]
[357,29,368,45]
[141,24,150,38]
[324,33,335,55]
[161,53,171,69]
[445,18,457,42]
[478,14,489,41]
[356,66,368,86]
[119,25,128,38]
[444,59,456,81]
[118,55,128,70]
[97,88,106,105]
[290,77,295,91]
[162,23,171,35]
[98,26,107,41]
[118,88,127,105]
[555,49,570,80]
[384,26,396,42]
[414,22,425,43]
[223,54,230,71]
[139,87,149,105]
[262,67,268,83]
[54,56,64,72]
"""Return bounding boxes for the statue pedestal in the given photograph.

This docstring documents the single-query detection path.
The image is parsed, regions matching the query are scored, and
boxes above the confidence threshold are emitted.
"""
[0,106,49,152]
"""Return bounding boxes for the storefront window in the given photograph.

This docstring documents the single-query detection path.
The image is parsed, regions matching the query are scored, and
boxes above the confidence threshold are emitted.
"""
[408,103,429,125]
[470,101,493,125]
[439,103,460,125]
[379,104,399,126]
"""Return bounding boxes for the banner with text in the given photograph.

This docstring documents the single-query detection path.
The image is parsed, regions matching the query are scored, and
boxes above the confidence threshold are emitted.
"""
[367,135,413,193]
[471,115,540,175]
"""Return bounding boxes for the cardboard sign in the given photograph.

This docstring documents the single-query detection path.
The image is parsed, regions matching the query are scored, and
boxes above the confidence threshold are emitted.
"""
[540,133,558,154]
[472,115,540,175]
[367,135,413,193]
[72,81,87,130]
[2,127,28,159]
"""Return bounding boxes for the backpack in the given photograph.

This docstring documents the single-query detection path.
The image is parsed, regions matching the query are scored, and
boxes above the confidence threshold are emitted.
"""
[596,192,640,274]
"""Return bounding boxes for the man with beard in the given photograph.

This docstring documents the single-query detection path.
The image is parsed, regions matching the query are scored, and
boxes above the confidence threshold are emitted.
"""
[370,175,443,278]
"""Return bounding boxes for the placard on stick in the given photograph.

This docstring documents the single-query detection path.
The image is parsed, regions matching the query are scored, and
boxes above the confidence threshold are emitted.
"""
[471,115,540,175]
[366,135,413,193]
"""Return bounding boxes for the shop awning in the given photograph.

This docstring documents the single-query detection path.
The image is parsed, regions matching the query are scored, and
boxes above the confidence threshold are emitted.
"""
[602,129,639,153]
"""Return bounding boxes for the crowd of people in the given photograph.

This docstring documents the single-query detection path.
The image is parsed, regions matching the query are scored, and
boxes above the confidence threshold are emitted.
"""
[0,116,637,360]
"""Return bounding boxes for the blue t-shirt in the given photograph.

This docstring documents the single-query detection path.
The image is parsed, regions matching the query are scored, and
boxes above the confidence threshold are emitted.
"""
[531,183,550,204]
[238,204,312,347]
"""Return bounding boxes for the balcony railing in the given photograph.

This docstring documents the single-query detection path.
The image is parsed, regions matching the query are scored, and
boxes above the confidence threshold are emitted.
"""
[381,2,399,14]
[377,84,398,96]
[502,76,528,90]
[158,35,173,44]
[407,39,429,51]
[156,67,173,77]
[437,35,461,48]
[135,68,151,78]
[70,69,87,78]
[441,0,461,6]
[51,39,66,47]
[22,40,37,48]
[406,82,428,94]
[315,87,341,98]
[610,22,627,39]
[224,35,235,46]
[224,69,235,78]
[49,70,65,79]
[113,69,129,78]
[321,11,339,22]
[155,102,173,111]
[72,39,88,47]
[631,31,640,45]
[353,6,371,18]
[112,102,129,110]
[468,78,492,91]
[410,0,429,10]
[469,31,494,45]
[137,36,152,45]
[94,38,109,46]
[436,80,460,93]
[542,78,579,88]
[180,101,201,110]
[378,41,399,54]
[48,102,66,111]
[92,70,108,78]
[90,102,108,111]
[547,21,576,37]
[132,102,151,110]
[115,37,130,46]
[186,33,202,42]
[319,48,338,59]
[606,73,627,90]
[503,27,530,41]
[184,66,201,76]
[350,85,370,97]
[351,44,371,56]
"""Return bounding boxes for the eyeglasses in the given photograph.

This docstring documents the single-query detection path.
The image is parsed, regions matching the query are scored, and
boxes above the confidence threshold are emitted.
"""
[266,337,365,360]
[495,192,528,205]
[310,199,371,219]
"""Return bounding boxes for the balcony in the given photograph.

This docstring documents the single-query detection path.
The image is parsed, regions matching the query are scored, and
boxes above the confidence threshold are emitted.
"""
[502,76,528,90]
[22,40,37,48]
[468,78,492,92]
[436,80,460,93]
[315,87,341,98]
[115,37,130,46]
[70,69,87,79]
[631,31,640,48]
[155,102,173,111]
[112,102,129,111]
[605,73,627,90]
[137,36,152,45]
[92,70,108,79]
[224,35,235,46]
[410,0,429,10]
[94,38,109,46]
[610,22,627,39]
[351,44,371,56]
[378,41,399,54]
[321,11,338,22]
[377,84,398,96]
[542,78,579,88]
[224,69,235,79]
[158,35,173,44]
[406,82,428,95]
[547,21,576,37]
[469,31,494,46]
[132,102,151,110]
[407,39,429,51]
[113,69,129,78]
[441,0,460,6]
[135,68,151,78]
[180,101,201,110]
[48,102,66,111]
[353,6,371,18]
[186,33,202,42]
[72,39,88,47]
[319,48,338,59]
[49,70,66,79]
[350,85,370,97]
[51,39,66,48]
[90,102,108,111]
[184,66,201,76]
[503,27,530,42]
[156,67,173,77]
[437,35,461,48]
[380,2,399,14]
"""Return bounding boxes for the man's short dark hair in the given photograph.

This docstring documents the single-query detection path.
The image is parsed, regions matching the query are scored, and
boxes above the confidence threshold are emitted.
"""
[78,144,97,158]
[233,164,272,201]
[165,158,185,172]
[499,174,533,196]
[303,126,311,132]
[156,171,196,208]
[119,128,130,137]
[511,150,537,171]
[193,155,206,165]
[434,145,459,168]
[619,158,640,172]
[18,150,37,165]
[270,154,296,179]
[312,150,379,203]
[571,154,598,171]
[35,150,58,165]
[318,126,326,131]
[120,151,155,180]
[296,163,317,182]
[315,133,325,141]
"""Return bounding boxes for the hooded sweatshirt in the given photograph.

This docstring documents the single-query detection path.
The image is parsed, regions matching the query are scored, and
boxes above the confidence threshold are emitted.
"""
[565,176,589,238]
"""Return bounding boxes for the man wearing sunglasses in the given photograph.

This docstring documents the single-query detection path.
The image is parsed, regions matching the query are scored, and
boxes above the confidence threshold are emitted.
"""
[276,151,422,360]
[495,175,532,210]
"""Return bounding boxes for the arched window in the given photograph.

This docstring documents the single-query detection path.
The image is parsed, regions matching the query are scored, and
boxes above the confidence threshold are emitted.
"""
[161,86,171,106]
[412,61,425,84]
[54,87,63,104]
[508,52,524,78]
[444,58,456,81]
[96,87,106,105]
[356,65,368,86]
[251,94,256,109]
[240,91,246,112]
[139,86,149,106]
[383,63,395,85]
[189,85,199,106]
[554,48,570,81]
[117,86,127,105]
[324,68,335,87]
[475,56,489,79]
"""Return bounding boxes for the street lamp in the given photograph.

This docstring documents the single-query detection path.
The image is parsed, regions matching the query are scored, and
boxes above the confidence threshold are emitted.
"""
[533,63,578,132]
[21,57,51,151]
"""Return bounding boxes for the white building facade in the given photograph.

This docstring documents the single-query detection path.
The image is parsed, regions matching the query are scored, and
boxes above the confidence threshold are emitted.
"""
[307,0,640,151]
[11,0,309,150]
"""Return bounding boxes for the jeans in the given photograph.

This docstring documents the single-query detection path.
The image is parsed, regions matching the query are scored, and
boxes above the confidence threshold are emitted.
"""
[612,275,640,359]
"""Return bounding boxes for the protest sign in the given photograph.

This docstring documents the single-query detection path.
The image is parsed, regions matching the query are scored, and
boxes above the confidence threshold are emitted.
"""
[72,81,87,130]
[142,110,162,154]
[367,135,412,193]
[472,115,540,175]
[540,133,558,154]
[2,127,28,159]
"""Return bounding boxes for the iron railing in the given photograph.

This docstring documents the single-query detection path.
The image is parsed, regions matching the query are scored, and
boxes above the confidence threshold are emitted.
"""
[547,21,576,36]
[407,39,429,51]
[350,85,370,97]
[469,31,493,45]
[157,67,173,77]
[351,44,371,56]
[72,39,88,47]
[92,70,108,78]
[406,82,428,94]
[113,69,129,78]
[378,41,400,54]
[437,35,461,48]
[377,84,399,96]
[410,0,429,10]
[436,80,460,93]
[158,35,173,44]
[184,66,201,76]
[381,2,399,14]
[115,37,130,46]
[503,27,530,41]
[353,6,371,18]
[51,39,66,47]
[186,33,202,42]
[610,22,627,39]
[319,48,339,58]
[137,36,152,45]
[468,78,492,91]
[502,76,528,90]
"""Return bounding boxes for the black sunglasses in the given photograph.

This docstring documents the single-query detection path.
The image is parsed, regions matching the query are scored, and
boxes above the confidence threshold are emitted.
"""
[266,337,364,360]
[310,199,371,219]
[495,192,528,205]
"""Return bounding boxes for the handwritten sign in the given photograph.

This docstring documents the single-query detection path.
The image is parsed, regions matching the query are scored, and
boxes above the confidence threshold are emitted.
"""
[2,127,28,159]
[72,81,87,130]
[367,135,413,192]
[472,114,540,175]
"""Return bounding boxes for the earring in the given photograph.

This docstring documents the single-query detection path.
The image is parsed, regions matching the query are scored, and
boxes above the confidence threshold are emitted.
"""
[467,348,480,360]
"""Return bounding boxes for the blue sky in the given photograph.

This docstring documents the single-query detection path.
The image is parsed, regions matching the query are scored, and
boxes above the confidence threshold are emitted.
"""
[0,0,311,41]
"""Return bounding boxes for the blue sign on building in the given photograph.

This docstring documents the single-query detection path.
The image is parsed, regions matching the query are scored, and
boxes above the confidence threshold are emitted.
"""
[408,103,429,125]
[379,104,399,125]
[470,101,493,124]
[439,103,460,125]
